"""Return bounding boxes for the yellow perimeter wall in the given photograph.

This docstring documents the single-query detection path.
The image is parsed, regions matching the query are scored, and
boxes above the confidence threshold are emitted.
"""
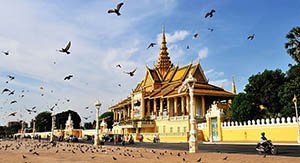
[221,124,298,142]
[198,122,298,143]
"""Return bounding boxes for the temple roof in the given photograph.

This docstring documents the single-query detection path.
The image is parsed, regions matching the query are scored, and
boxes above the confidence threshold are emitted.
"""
[109,97,131,110]
[109,27,235,111]
[155,25,173,78]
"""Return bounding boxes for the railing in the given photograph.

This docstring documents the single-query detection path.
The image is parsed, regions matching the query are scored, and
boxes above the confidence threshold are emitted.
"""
[222,116,300,127]
[198,123,207,129]
[157,115,189,121]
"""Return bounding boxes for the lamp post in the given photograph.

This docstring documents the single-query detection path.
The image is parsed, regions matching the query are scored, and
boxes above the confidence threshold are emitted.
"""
[21,120,25,139]
[32,118,36,140]
[178,74,198,153]
[94,100,102,146]
[293,95,300,143]
[50,112,56,142]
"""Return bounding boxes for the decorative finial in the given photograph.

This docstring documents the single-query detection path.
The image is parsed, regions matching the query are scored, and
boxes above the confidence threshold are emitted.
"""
[232,75,236,94]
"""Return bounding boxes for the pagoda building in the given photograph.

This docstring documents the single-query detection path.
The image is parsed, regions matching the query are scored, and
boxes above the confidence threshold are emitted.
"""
[109,27,235,141]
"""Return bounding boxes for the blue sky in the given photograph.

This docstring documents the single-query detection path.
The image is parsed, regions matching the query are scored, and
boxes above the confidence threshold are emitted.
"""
[0,0,299,125]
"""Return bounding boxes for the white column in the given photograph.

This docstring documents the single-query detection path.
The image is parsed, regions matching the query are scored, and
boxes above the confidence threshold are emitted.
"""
[178,74,198,153]
[32,118,36,140]
[188,83,198,153]
[94,100,101,146]
[50,113,56,142]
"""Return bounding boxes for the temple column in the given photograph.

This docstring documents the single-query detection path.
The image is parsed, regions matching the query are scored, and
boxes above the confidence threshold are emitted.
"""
[160,98,163,116]
[123,109,126,119]
[201,96,205,116]
[147,99,150,116]
[153,99,157,116]
[174,97,178,116]
[193,97,196,117]
[127,106,130,119]
[167,98,170,116]
[141,95,145,118]
[181,96,185,116]
[186,95,190,115]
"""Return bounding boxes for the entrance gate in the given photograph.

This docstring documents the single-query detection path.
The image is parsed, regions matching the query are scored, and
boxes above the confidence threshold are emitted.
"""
[210,118,218,141]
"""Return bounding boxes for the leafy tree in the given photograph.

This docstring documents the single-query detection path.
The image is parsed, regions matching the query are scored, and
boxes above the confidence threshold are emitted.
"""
[279,64,300,117]
[55,110,81,129]
[285,26,300,63]
[35,112,52,132]
[0,126,7,136]
[7,123,22,135]
[84,122,93,129]
[230,93,261,122]
[244,69,286,117]
[286,64,300,81]
[100,112,114,129]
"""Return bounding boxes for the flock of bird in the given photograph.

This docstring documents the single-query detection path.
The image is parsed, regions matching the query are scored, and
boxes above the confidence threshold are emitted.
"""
[0,1,257,129]
[0,140,236,162]
[0,2,256,125]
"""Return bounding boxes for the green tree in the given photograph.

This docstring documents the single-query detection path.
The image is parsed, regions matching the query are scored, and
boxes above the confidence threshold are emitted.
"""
[244,69,286,117]
[35,112,52,132]
[55,110,81,129]
[100,112,114,129]
[285,26,300,63]
[279,64,300,117]
[230,93,261,122]
[83,122,93,129]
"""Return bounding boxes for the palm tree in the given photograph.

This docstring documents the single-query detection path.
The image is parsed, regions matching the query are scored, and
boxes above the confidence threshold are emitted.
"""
[285,26,300,63]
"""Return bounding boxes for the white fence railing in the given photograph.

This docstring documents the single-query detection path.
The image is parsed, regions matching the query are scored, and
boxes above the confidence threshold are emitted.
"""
[222,116,300,127]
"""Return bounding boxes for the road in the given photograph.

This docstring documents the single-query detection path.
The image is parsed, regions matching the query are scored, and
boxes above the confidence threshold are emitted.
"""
[100,142,300,157]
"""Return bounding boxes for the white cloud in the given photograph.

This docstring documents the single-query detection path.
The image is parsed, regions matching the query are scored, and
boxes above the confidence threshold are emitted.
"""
[204,69,225,78]
[197,47,208,59]
[156,30,190,44]
[0,1,179,125]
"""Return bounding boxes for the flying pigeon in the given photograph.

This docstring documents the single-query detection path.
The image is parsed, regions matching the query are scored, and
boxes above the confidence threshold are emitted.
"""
[116,64,122,68]
[107,2,124,16]
[205,9,216,18]
[123,68,137,77]
[247,34,255,40]
[64,75,73,80]
[2,51,9,55]
[9,112,17,116]
[147,43,157,49]
[10,100,17,104]
[58,41,71,54]
[8,90,15,96]
[8,75,15,80]
[2,88,11,94]
[193,33,199,39]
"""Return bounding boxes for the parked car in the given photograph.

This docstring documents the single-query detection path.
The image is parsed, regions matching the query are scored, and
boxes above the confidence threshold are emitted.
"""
[102,134,114,142]
[66,135,78,142]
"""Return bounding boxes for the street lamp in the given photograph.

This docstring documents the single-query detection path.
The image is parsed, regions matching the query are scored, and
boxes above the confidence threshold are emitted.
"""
[178,73,198,153]
[94,100,102,146]
[32,118,36,140]
[50,112,56,142]
[21,120,25,139]
[293,95,300,143]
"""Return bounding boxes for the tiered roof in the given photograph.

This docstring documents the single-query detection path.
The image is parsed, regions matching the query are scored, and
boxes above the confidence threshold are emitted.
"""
[109,27,235,111]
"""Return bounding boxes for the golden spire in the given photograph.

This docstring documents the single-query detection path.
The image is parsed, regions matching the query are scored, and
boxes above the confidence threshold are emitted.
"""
[232,76,236,94]
[156,24,172,77]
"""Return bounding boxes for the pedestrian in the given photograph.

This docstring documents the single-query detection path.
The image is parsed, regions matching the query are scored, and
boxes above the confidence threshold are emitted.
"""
[139,134,143,142]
